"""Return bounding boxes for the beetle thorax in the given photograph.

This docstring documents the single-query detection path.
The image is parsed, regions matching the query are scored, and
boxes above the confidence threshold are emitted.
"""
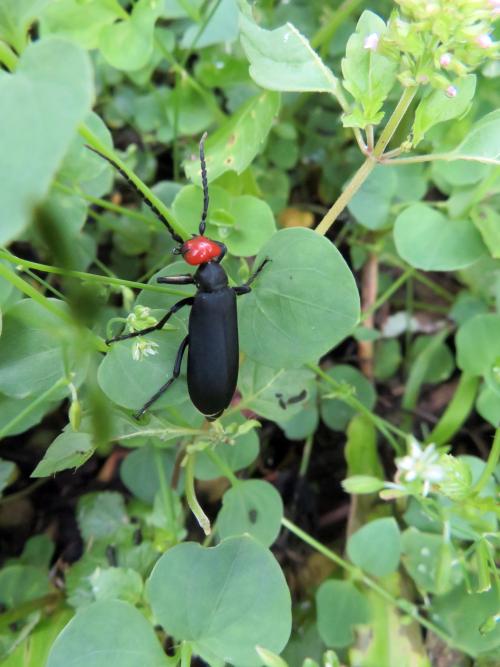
[194,262,228,292]
[181,236,222,265]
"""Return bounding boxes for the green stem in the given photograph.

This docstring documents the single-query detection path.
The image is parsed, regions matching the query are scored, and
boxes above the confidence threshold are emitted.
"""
[0,40,18,70]
[205,449,240,486]
[299,435,314,478]
[388,153,500,167]
[0,264,73,324]
[426,373,479,446]
[180,641,193,667]
[0,377,68,440]
[0,250,187,297]
[471,428,500,496]
[361,267,415,321]
[0,593,61,631]
[185,454,211,536]
[54,182,156,227]
[153,446,177,537]
[312,0,365,53]
[281,517,453,644]
[308,363,405,453]
[0,478,48,506]
[315,87,418,236]
[78,124,186,240]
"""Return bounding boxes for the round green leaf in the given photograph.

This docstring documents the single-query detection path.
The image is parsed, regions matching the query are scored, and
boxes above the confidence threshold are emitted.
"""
[409,336,454,384]
[120,445,177,503]
[348,165,397,230]
[98,329,188,411]
[239,228,360,368]
[347,517,401,577]
[217,480,283,546]
[476,384,500,427]
[319,365,376,431]
[316,580,370,648]
[46,600,168,667]
[394,204,486,271]
[456,313,500,379]
[147,536,291,666]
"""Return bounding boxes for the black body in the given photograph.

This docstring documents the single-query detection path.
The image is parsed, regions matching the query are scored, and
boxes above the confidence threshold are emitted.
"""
[187,287,238,419]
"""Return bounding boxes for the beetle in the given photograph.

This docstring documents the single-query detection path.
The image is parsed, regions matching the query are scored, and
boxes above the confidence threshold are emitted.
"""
[88,134,269,421]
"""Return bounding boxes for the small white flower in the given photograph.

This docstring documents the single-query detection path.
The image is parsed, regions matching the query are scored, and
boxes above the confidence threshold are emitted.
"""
[396,438,445,496]
[445,85,457,98]
[364,33,379,51]
[132,339,159,361]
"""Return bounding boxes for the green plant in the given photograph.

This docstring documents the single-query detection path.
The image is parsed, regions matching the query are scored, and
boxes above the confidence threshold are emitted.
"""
[0,1,499,666]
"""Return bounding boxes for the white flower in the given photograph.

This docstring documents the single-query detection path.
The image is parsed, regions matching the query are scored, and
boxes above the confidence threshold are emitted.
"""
[132,339,159,361]
[364,33,379,51]
[396,438,445,496]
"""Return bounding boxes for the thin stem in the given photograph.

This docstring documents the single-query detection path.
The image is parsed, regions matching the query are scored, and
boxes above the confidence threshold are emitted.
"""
[205,449,240,486]
[185,454,211,536]
[180,641,193,667]
[0,41,18,70]
[361,267,415,320]
[153,446,177,537]
[308,363,406,452]
[312,0,365,52]
[0,377,68,440]
[0,249,187,297]
[281,517,453,645]
[471,428,500,496]
[373,87,417,158]
[0,593,61,631]
[389,153,500,167]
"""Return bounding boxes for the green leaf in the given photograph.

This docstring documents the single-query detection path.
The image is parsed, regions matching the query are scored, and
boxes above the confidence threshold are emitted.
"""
[98,329,188,411]
[348,165,398,230]
[239,228,360,368]
[120,445,177,504]
[472,206,500,259]
[3,609,73,667]
[19,534,55,569]
[319,365,376,432]
[0,37,93,244]
[89,567,143,605]
[401,528,462,594]
[172,185,276,257]
[31,431,94,478]
[456,313,500,387]
[316,580,370,648]
[0,565,50,608]
[341,11,397,128]
[0,392,58,438]
[413,75,476,146]
[238,361,314,421]
[147,536,291,665]
[184,92,280,183]
[409,335,454,384]
[181,0,239,48]
[429,585,500,657]
[217,480,283,547]
[40,0,119,48]
[0,299,81,400]
[476,384,500,427]
[451,109,500,166]
[77,492,128,542]
[347,518,401,577]
[394,203,486,271]
[46,600,168,667]
[99,0,163,71]
[0,0,50,51]
[374,339,401,380]
[238,1,339,95]
[345,414,384,479]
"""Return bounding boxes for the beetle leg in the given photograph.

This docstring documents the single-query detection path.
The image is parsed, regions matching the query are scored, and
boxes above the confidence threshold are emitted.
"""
[134,335,189,419]
[234,257,271,296]
[157,274,195,285]
[106,296,194,345]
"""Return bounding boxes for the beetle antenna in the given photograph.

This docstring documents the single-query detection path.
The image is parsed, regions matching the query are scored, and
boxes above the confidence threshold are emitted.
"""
[199,132,209,236]
[85,145,184,245]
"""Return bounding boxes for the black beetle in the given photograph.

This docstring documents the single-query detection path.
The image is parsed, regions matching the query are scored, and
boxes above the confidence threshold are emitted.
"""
[88,134,269,420]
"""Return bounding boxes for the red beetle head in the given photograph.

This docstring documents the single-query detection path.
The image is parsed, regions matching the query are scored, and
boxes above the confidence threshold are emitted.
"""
[178,236,223,266]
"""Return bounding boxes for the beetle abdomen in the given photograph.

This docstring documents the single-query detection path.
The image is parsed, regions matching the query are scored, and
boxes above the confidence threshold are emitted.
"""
[187,289,238,419]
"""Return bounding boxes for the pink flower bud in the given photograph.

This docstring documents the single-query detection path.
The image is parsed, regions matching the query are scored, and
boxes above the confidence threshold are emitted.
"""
[476,34,493,49]
[440,53,452,68]
[445,85,457,98]
[363,33,379,51]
